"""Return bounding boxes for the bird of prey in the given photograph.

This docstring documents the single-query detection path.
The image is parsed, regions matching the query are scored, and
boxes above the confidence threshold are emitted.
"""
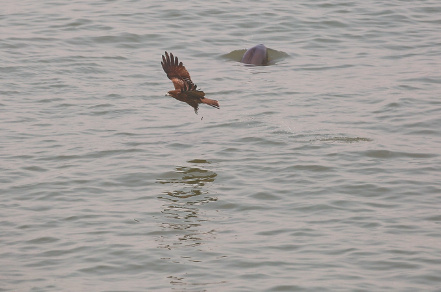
[161,51,219,114]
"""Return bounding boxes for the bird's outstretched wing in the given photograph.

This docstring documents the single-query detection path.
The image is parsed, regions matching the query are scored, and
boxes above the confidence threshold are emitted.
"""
[161,51,196,91]
[181,82,205,98]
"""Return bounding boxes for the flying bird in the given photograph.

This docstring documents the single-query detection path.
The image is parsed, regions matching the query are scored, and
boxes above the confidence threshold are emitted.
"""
[161,51,219,114]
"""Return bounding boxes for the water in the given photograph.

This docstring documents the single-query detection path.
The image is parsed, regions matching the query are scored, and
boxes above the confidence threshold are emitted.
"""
[1,0,441,291]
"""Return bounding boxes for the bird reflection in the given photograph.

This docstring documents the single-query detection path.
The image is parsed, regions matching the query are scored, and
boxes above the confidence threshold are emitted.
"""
[158,165,217,199]
[155,159,217,250]
[154,160,226,290]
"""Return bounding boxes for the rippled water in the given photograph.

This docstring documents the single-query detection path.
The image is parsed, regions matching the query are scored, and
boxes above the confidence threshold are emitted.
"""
[1,0,441,291]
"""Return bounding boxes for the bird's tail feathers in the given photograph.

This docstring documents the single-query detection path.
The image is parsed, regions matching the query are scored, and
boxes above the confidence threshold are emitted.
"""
[201,98,220,109]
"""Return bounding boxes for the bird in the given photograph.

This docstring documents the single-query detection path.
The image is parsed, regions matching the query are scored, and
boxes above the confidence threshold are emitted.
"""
[161,51,219,114]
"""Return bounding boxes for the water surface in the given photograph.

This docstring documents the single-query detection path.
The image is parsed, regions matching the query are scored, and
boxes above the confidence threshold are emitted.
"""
[1,0,441,291]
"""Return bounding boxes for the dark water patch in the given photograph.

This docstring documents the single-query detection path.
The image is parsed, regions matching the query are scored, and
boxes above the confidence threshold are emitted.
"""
[402,77,441,85]
[65,33,161,48]
[62,214,106,222]
[317,136,373,143]
[36,97,65,103]
[338,183,391,198]
[424,214,441,222]
[21,165,47,172]
[6,36,58,44]
[78,264,119,275]
[233,135,287,147]
[301,64,355,71]
[110,172,156,189]
[34,148,145,162]
[361,259,420,271]
[26,237,59,244]
[89,109,131,116]
[60,18,92,27]
[363,149,437,159]
[312,36,344,44]
[115,131,141,137]
[168,142,193,150]
[382,53,419,60]
[268,284,304,291]
[0,90,21,96]
[88,103,114,109]
[282,164,333,172]
[250,191,281,201]
[106,93,124,99]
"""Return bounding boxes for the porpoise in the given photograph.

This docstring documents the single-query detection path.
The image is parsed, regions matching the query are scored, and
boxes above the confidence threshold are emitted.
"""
[240,44,268,65]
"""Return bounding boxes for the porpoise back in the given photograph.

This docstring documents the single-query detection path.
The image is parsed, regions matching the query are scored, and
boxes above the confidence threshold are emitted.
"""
[240,44,268,65]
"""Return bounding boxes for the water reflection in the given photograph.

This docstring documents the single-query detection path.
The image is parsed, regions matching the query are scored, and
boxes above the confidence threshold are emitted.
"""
[157,163,217,199]
[155,159,219,290]
[155,159,217,250]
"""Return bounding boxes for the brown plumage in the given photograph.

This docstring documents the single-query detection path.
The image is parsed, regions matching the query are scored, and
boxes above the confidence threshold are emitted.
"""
[161,51,219,114]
